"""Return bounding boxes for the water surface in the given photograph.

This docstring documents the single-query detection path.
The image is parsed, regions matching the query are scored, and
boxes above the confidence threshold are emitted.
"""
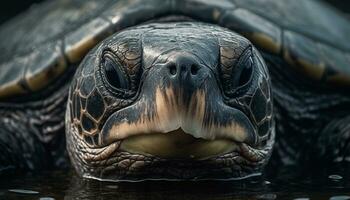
[0,165,349,200]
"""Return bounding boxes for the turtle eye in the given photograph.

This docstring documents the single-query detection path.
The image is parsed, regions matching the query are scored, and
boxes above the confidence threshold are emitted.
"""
[232,55,253,88]
[103,54,129,90]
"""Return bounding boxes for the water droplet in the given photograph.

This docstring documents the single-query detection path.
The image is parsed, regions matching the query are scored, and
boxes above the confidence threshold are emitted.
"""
[264,180,271,185]
[329,195,350,200]
[106,185,119,189]
[256,193,277,200]
[8,189,39,194]
[39,197,55,200]
[328,174,343,181]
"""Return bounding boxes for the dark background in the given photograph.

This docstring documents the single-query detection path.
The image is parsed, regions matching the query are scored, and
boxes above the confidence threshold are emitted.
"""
[0,0,349,25]
[0,0,46,24]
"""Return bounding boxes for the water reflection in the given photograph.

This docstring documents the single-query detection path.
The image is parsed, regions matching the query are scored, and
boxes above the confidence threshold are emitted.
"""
[0,164,349,200]
[65,175,272,199]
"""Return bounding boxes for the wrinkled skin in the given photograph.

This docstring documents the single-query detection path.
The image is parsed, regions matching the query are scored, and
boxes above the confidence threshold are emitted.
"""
[66,23,274,181]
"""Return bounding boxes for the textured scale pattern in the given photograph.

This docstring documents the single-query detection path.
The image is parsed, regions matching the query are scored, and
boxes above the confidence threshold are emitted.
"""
[68,30,144,146]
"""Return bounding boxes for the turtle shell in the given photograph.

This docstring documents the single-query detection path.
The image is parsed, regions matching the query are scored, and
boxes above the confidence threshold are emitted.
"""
[0,0,349,99]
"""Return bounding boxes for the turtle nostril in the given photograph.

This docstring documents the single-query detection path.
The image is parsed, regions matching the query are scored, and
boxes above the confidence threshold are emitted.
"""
[190,64,199,75]
[168,64,177,75]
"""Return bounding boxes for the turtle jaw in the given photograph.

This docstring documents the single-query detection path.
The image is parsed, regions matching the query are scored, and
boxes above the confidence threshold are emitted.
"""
[66,119,273,181]
[119,128,239,160]
[118,128,271,165]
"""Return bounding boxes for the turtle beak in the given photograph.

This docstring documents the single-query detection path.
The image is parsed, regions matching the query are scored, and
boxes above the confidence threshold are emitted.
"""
[99,85,256,145]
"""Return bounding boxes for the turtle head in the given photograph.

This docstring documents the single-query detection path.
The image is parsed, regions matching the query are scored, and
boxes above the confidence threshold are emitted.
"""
[66,23,274,181]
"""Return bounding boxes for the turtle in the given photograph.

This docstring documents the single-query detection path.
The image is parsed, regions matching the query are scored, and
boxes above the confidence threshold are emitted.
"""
[0,0,350,181]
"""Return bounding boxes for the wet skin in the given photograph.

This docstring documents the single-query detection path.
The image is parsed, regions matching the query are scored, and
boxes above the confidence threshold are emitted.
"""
[66,22,274,181]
